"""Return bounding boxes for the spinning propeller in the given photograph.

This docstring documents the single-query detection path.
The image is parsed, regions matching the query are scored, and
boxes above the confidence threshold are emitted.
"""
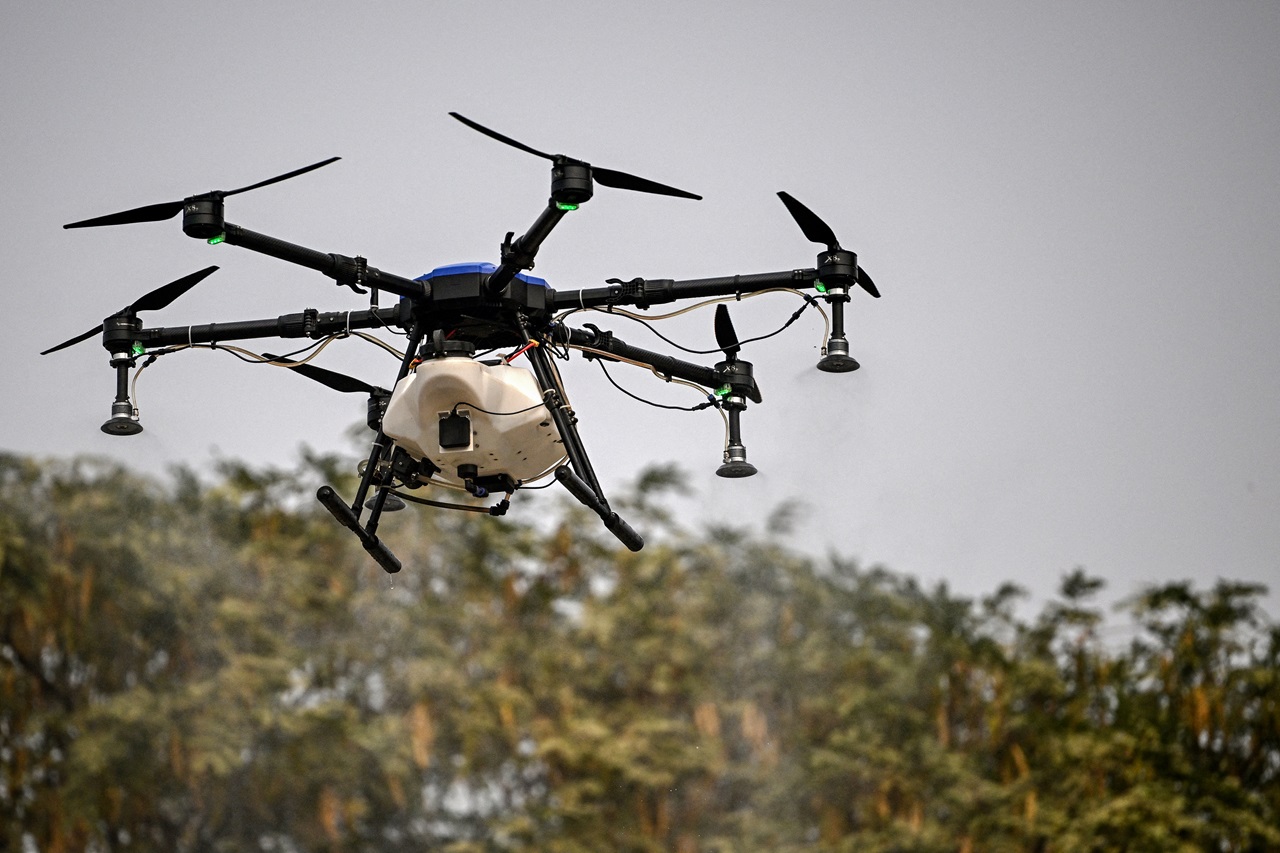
[450,112,701,202]
[41,265,220,355]
[63,157,341,230]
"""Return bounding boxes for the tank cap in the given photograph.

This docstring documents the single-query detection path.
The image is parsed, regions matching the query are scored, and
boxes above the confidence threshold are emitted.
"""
[426,332,477,359]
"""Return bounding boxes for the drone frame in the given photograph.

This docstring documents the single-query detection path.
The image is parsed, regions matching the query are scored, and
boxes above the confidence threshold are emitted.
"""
[51,114,878,573]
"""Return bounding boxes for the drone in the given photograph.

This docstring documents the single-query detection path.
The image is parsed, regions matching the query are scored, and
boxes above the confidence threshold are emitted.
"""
[45,113,879,573]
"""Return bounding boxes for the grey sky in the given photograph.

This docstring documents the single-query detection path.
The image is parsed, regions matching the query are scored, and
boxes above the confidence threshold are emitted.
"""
[3,2,1277,615]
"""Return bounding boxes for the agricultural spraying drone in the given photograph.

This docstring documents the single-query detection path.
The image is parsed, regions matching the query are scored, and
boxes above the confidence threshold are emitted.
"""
[45,113,879,572]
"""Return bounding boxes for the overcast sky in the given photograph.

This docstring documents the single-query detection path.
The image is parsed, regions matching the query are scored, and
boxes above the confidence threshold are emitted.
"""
[3,2,1277,616]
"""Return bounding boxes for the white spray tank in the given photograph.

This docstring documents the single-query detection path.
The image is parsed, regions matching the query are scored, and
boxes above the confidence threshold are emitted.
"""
[381,348,564,487]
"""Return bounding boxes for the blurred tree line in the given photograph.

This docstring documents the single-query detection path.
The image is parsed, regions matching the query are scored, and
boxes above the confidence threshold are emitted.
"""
[1,451,1277,852]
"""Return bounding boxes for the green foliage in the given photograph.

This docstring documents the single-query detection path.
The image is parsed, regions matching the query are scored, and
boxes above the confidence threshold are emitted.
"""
[1,451,1277,851]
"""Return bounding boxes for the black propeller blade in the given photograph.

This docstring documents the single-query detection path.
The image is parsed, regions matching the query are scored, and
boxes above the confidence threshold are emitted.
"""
[41,265,219,355]
[777,191,840,250]
[714,304,741,360]
[64,157,341,229]
[261,354,383,396]
[853,268,879,300]
[40,325,104,357]
[777,191,879,298]
[129,266,219,312]
[711,302,761,405]
[65,199,189,229]
[449,112,701,201]
[449,111,554,159]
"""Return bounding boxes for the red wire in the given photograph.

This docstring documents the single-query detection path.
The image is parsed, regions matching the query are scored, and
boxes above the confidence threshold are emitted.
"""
[506,340,538,362]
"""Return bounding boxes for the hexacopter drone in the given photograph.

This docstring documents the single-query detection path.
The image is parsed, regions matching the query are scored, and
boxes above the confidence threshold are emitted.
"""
[45,113,879,572]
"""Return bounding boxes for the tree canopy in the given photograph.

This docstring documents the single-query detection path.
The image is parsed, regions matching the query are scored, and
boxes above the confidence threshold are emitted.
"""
[2,451,1277,851]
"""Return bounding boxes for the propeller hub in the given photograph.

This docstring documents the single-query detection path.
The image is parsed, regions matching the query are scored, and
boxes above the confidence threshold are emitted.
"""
[551,161,594,206]
[714,359,762,405]
[816,249,858,289]
[182,196,225,239]
[102,315,142,361]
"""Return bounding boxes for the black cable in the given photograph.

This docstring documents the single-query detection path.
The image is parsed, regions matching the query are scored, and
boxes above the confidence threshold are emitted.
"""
[391,488,514,517]
[549,338,572,361]
[153,335,335,365]
[389,490,494,514]
[593,359,715,412]
[555,307,585,326]
[367,309,410,337]
[149,334,366,367]
[593,297,817,356]
[449,399,548,417]
[156,343,259,365]
[260,336,335,363]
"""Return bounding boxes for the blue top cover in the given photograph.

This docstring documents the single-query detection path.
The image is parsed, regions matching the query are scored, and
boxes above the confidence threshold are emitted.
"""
[415,262,548,288]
